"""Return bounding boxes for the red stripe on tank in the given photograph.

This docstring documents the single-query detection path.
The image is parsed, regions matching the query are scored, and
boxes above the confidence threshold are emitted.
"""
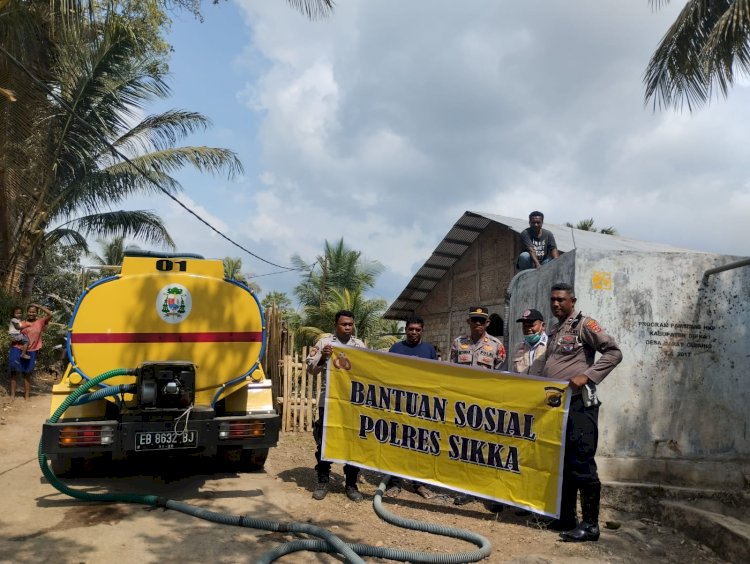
[71,332,263,344]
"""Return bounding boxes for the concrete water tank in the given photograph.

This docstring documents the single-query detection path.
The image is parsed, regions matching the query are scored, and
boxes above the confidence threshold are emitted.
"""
[506,249,750,490]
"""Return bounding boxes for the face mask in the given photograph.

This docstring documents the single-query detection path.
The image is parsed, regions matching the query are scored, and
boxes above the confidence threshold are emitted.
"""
[524,333,542,346]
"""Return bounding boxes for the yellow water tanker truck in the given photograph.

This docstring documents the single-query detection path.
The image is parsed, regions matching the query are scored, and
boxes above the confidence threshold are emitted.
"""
[41,252,279,474]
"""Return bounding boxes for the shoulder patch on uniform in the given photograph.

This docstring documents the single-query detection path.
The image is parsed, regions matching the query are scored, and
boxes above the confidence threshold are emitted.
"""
[586,319,602,333]
[497,343,507,362]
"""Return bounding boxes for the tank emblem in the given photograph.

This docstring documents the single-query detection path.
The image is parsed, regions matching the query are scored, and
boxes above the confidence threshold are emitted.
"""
[156,284,192,324]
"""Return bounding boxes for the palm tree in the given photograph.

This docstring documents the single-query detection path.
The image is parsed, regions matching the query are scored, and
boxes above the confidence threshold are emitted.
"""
[262,290,301,332]
[1,12,241,295]
[1,0,334,296]
[223,256,261,294]
[90,235,142,266]
[645,0,750,110]
[299,288,389,346]
[292,238,384,312]
[292,239,388,346]
[565,218,618,236]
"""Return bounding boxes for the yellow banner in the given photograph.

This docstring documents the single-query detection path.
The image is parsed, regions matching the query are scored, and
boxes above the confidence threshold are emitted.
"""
[322,345,571,517]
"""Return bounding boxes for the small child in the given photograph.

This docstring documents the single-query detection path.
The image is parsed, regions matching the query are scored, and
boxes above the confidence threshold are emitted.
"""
[9,307,31,360]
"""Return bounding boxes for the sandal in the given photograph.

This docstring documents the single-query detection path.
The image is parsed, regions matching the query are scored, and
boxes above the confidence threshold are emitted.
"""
[415,485,436,499]
[384,485,402,498]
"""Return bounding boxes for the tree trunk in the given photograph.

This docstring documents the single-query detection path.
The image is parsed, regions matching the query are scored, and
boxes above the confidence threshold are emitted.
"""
[20,246,42,302]
[2,252,27,296]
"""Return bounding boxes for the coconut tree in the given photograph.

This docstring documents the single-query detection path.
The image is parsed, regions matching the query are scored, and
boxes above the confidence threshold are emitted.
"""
[223,256,261,294]
[298,287,389,346]
[645,0,750,110]
[565,218,618,235]
[0,13,240,295]
[292,238,384,313]
[1,0,334,296]
[90,234,144,267]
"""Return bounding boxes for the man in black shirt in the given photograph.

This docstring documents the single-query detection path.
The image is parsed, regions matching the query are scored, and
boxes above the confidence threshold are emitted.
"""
[517,211,559,270]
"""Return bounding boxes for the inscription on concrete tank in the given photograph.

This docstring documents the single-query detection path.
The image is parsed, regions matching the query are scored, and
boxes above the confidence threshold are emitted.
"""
[638,320,715,357]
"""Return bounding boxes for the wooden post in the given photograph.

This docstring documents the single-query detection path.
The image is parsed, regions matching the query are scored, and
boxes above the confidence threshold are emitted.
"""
[283,353,291,432]
[305,350,314,432]
[297,350,306,432]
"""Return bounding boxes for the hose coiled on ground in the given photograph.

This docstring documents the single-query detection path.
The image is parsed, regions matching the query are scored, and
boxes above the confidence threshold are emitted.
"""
[40,369,492,563]
[255,478,492,564]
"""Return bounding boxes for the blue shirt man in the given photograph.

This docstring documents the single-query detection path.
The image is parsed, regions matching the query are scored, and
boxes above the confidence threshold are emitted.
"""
[385,315,438,499]
[389,317,438,360]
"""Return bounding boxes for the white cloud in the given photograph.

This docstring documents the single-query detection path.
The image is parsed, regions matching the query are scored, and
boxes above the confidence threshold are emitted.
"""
[180,0,750,302]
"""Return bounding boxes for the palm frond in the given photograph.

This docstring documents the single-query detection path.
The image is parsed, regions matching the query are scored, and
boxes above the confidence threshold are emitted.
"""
[285,0,335,20]
[43,227,89,252]
[51,166,180,219]
[64,210,176,249]
[116,146,244,179]
[644,0,742,110]
[702,0,750,98]
[111,110,213,154]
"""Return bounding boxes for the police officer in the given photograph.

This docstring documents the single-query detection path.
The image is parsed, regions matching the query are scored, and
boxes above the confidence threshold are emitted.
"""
[307,310,366,502]
[449,307,506,370]
[512,308,548,375]
[450,306,506,507]
[543,283,622,542]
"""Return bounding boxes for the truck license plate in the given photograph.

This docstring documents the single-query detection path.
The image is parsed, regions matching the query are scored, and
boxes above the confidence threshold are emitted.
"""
[135,430,198,451]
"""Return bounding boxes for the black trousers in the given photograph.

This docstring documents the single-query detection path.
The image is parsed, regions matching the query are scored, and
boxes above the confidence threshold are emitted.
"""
[559,395,601,523]
[313,407,359,485]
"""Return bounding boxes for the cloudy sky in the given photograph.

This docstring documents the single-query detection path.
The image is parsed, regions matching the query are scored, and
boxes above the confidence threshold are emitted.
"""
[131,0,749,304]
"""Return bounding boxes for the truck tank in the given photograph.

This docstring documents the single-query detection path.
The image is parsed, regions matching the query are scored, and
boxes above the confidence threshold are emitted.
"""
[41,252,279,475]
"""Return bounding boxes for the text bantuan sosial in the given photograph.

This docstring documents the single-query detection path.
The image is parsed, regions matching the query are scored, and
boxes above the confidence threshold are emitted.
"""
[349,381,540,473]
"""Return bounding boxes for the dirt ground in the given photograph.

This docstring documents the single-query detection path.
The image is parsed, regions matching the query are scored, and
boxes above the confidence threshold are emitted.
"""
[0,376,726,563]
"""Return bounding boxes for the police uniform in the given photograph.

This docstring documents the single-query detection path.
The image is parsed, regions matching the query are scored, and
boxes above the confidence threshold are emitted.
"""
[307,333,366,487]
[449,307,507,507]
[449,308,506,370]
[512,308,548,375]
[543,310,622,540]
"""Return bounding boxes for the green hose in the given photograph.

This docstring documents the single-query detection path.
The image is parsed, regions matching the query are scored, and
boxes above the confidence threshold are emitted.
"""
[39,368,159,505]
[256,477,492,564]
[40,369,492,564]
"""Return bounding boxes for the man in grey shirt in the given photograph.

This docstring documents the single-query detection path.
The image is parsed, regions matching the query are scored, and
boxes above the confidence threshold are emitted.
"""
[517,211,559,270]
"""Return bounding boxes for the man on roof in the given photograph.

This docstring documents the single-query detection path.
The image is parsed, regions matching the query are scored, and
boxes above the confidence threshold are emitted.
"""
[517,211,559,270]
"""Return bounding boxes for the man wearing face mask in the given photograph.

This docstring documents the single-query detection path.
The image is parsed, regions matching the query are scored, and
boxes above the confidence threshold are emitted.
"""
[512,309,547,375]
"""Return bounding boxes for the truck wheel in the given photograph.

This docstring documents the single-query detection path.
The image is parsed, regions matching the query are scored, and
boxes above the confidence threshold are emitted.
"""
[240,448,269,472]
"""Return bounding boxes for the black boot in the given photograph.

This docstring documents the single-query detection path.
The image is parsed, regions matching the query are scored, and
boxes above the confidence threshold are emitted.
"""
[548,480,577,531]
[312,474,330,500]
[559,522,600,542]
[560,482,600,542]
[343,465,363,502]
